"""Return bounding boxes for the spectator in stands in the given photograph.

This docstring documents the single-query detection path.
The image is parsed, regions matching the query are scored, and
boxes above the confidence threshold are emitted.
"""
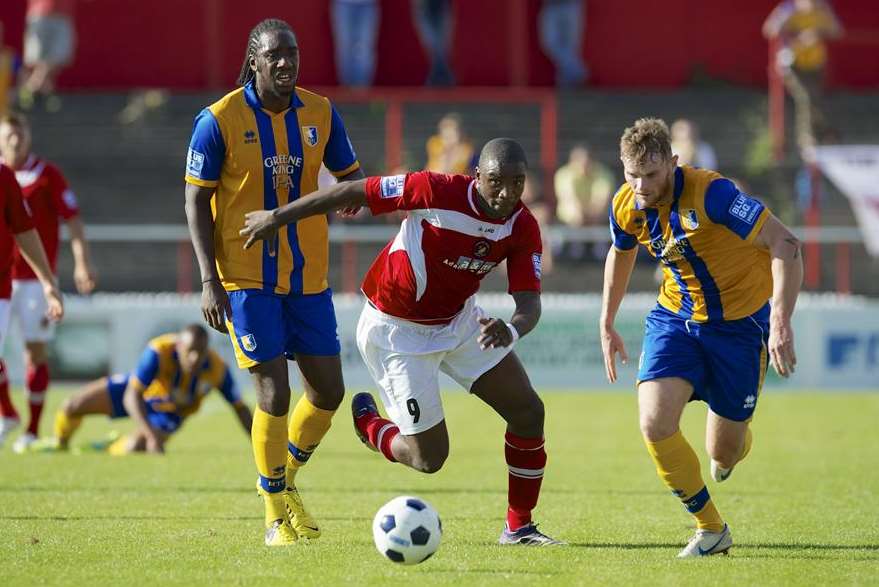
[411,0,455,86]
[539,0,589,87]
[0,23,21,117]
[554,144,613,227]
[553,144,613,261]
[763,0,843,152]
[425,113,475,174]
[331,0,380,88]
[117,89,169,125]
[19,0,78,113]
[670,119,718,170]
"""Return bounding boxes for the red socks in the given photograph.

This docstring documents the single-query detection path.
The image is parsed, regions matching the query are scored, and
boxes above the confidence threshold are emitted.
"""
[0,360,17,419]
[505,432,547,532]
[25,363,49,435]
[356,411,400,463]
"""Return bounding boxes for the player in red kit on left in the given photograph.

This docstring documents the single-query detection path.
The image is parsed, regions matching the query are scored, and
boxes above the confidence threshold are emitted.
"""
[242,138,563,545]
[0,112,93,452]
[0,153,63,449]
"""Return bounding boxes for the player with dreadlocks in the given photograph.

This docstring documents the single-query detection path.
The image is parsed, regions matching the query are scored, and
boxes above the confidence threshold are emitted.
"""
[184,18,364,546]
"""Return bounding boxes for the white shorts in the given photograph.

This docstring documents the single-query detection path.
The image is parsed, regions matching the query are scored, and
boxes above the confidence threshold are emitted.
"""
[0,299,10,350]
[355,297,514,435]
[10,279,54,343]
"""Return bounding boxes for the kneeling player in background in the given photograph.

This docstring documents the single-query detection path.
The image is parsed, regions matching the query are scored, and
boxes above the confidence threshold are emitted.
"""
[242,139,563,546]
[38,324,251,454]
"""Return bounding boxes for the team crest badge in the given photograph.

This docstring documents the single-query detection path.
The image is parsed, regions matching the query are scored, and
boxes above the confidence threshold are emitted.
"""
[302,126,319,147]
[241,334,257,352]
[473,240,491,258]
[681,208,699,231]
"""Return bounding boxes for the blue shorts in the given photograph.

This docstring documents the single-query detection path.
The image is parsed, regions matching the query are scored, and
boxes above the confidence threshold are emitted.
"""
[226,288,341,369]
[637,303,770,422]
[106,373,182,434]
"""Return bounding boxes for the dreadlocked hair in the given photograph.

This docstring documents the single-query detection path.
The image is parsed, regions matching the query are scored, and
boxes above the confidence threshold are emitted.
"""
[237,18,294,86]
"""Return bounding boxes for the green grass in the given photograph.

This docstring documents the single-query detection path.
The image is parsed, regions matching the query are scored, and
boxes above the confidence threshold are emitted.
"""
[1,389,878,586]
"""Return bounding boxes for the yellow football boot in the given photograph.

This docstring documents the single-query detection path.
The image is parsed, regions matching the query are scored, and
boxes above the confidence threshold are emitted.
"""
[285,486,321,540]
[257,484,298,546]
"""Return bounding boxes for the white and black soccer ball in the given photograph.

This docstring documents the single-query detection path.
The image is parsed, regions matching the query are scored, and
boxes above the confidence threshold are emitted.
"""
[372,495,442,565]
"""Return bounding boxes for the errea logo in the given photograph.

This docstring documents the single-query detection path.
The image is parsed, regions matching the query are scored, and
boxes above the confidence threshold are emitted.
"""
[244,130,257,144]
[743,394,756,409]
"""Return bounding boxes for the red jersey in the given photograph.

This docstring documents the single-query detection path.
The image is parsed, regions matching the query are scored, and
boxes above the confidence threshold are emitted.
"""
[362,172,543,324]
[9,155,79,280]
[0,164,35,298]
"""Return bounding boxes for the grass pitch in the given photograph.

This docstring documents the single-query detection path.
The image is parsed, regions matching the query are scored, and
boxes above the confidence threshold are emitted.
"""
[1,388,877,586]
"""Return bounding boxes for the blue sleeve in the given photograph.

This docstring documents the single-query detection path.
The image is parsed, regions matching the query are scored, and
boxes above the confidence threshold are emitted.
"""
[217,367,241,405]
[133,348,160,387]
[185,108,225,183]
[704,178,767,240]
[322,104,359,175]
[609,203,637,250]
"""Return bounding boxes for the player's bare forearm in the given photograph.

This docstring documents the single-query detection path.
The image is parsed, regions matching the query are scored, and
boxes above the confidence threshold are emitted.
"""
[235,403,253,435]
[184,183,220,281]
[122,383,159,441]
[274,178,368,226]
[67,216,97,293]
[600,246,637,329]
[756,214,803,321]
[66,216,91,266]
[510,291,541,338]
[14,228,56,288]
[769,242,803,323]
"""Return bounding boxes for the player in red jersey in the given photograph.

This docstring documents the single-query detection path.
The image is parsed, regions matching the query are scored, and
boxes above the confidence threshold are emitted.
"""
[0,158,63,449]
[242,138,563,545]
[0,112,92,452]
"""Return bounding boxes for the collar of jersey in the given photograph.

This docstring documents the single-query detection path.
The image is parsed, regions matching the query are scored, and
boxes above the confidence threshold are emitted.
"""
[244,80,305,112]
[633,166,684,211]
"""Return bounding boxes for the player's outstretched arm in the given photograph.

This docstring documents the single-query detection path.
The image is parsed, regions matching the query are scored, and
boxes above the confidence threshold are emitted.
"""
[14,228,63,322]
[121,382,164,454]
[185,182,231,334]
[754,213,803,378]
[599,246,638,383]
[477,291,541,350]
[240,178,369,249]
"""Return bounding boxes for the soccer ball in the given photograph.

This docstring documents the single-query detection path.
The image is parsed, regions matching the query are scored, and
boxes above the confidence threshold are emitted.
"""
[372,495,442,565]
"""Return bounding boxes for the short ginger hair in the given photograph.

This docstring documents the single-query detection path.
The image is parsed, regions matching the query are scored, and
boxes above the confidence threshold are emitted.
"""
[620,117,673,164]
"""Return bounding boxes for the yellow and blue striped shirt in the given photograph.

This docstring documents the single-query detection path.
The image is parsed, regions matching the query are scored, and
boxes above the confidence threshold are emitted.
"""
[610,166,771,322]
[132,334,240,418]
[184,82,360,295]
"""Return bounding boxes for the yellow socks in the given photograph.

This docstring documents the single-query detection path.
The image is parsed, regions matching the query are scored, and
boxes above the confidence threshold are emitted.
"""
[54,411,82,447]
[645,430,725,532]
[252,407,289,522]
[285,395,335,488]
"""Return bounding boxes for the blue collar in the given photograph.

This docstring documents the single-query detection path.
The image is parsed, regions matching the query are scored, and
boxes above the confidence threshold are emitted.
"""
[633,166,684,210]
[244,80,304,111]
